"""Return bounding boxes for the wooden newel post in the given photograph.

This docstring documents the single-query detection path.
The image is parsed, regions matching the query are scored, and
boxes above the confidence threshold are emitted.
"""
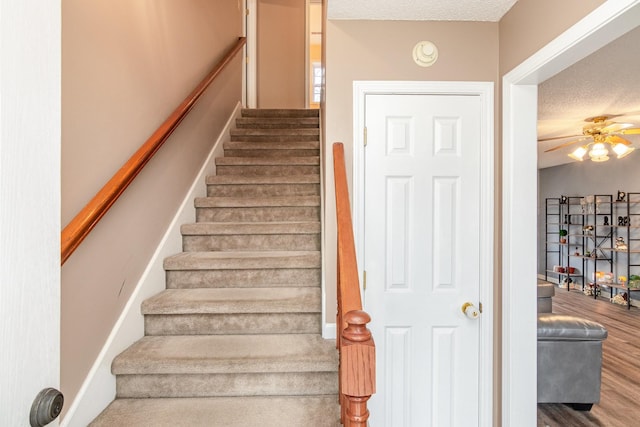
[341,310,376,427]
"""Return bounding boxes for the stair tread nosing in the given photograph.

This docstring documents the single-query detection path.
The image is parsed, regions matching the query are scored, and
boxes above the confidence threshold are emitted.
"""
[89,396,340,427]
[215,156,319,165]
[181,221,320,235]
[206,174,320,185]
[112,334,338,375]
[164,250,321,270]
[142,287,321,314]
[241,108,319,118]
[223,140,320,149]
[195,195,320,208]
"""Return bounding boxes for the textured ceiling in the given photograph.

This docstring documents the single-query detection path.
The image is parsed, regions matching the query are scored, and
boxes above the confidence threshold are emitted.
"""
[537,25,640,168]
[327,0,518,22]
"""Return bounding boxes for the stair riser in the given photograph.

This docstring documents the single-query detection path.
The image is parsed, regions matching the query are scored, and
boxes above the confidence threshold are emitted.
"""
[230,129,319,137]
[230,135,319,142]
[236,122,319,129]
[216,165,320,176]
[196,207,320,222]
[116,372,338,398]
[224,149,319,157]
[89,397,340,427]
[182,235,320,252]
[241,109,319,118]
[144,313,321,336]
[207,184,319,197]
[166,269,321,289]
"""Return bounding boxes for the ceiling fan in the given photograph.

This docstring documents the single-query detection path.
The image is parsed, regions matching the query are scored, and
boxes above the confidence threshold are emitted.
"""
[540,115,640,162]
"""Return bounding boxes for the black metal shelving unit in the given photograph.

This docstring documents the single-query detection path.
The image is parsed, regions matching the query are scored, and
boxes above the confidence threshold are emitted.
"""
[544,197,561,282]
[600,192,640,309]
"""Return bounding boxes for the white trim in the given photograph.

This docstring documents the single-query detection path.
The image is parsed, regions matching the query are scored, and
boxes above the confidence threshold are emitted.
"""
[323,323,337,340]
[245,0,257,108]
[305,0,311,107]
[353,80,494,427]
[61,103,242,427]
[502,1,640,425]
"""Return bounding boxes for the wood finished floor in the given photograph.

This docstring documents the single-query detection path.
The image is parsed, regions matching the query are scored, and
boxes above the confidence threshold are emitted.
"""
[537,286,640,427]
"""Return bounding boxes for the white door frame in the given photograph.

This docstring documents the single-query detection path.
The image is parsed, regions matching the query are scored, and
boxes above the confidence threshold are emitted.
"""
[502,0,640,425]
[0,1,61,425]
[353,81,494,426]
[244,0,257,108]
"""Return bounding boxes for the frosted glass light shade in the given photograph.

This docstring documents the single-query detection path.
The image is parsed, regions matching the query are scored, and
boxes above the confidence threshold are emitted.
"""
[612,143,635,159]
[568,146,587,161]
[589,142,608,159]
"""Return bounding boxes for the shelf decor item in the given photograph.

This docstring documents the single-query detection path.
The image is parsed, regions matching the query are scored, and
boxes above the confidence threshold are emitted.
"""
[559,229,568,244]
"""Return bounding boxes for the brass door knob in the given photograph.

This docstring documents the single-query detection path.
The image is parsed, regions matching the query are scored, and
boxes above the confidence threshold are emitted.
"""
[461,302,480,319]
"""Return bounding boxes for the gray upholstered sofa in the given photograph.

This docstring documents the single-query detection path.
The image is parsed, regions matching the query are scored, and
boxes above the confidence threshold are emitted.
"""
[537,313,608,410]
[537,282,555,313]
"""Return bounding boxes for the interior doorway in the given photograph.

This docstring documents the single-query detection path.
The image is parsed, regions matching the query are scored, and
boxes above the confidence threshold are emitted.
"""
[502,1,640,424]
[244,0,320,109]
[307,0,322,109]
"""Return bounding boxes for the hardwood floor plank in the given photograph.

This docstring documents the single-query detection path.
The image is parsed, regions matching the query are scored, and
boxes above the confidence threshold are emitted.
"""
[537,285,640,426]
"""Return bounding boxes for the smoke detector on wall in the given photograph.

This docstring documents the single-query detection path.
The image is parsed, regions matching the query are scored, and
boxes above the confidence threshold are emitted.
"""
[412,41,438,67]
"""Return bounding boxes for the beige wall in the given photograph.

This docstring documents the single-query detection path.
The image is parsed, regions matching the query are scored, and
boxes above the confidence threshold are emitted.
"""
[323,20,500,324]
[499,0,605,75]
[61,0,242,409]
[257,0,306,108]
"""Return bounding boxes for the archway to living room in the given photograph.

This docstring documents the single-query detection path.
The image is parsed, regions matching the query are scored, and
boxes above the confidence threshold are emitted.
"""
[535,23,640,425]
[502,0,640,424]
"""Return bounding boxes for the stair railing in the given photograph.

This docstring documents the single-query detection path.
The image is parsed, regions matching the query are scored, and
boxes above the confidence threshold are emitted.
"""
[61,37,247,265]
[333,142,376,426]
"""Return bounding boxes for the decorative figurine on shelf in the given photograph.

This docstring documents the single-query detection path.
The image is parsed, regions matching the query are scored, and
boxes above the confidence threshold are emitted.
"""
[583,225,594,235]
[618,216,630,226]
[604,216,609,226]
[615,237,628,251]
[617,190,626,202]
[560,195,568,204]
[575,247,580,256]
[559,229,568,244]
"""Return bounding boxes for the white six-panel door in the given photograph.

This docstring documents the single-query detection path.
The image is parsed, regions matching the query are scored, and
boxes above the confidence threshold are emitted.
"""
[363,92,486,426]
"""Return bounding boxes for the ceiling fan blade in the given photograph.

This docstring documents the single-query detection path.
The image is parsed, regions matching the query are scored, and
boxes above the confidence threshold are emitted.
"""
[537,134,582,142]
[543,139,584,153]
[620,128,640,135]
[601,122,635,133]
[606,135,632,145]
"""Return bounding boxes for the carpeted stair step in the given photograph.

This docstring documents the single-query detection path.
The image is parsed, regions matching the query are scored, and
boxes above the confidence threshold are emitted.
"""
[164,250,321,289]
[206,174,320,197]
[230,134,319,143]
[142,287,321,335]
[231,128,319,137]
[215,156,319,176]
[112,334,338,398]
[90,396,340,427]
[235,116,320,129]
[195,195,320,222]
[223,140,319,157]
[181,221,320,252]
[240,108,319,118]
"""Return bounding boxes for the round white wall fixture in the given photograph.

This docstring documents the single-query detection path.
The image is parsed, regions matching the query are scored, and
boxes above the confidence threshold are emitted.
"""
[412,41,438,67]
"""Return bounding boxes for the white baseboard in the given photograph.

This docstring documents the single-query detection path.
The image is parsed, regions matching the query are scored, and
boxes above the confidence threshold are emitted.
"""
[323,322,336,340]
[61,102,242,427]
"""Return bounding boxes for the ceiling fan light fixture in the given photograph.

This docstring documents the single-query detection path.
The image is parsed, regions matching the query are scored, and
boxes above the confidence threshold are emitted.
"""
[568,146,587,161]
[589,142,609,159]
[612,143,635,159]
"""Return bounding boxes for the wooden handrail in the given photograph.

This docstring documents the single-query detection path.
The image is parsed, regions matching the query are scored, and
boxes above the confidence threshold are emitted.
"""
[61,37,246,265]
[333,142,376,426]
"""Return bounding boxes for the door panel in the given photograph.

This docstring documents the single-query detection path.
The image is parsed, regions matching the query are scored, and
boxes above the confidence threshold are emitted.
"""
[364,93,482,426]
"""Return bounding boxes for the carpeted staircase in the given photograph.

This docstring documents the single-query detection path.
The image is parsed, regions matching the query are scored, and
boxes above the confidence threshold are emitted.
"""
[90,109,340,426]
